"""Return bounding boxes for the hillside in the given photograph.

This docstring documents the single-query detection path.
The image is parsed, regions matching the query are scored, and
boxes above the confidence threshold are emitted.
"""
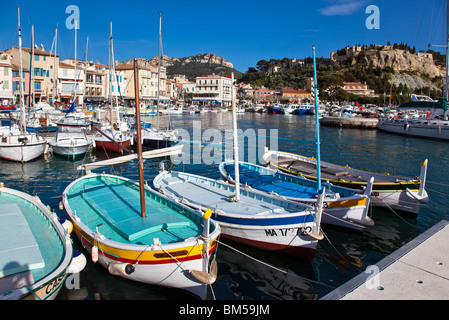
[239,44,446,104]
[124,53,242,80]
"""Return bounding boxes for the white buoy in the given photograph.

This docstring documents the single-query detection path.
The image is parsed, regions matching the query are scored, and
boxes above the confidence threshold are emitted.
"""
[67,250,87,274]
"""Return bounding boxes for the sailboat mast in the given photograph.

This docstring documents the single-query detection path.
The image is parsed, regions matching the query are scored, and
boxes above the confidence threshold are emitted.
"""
[109,21,113,123]
[28,24,34,110]
[445,0,449,120]
[133,59,146,218]
[17,6,25,133]
[73,19,78,105]
[84,35,88,101]
[157,12,161,131]
[312,46,321,191]
[53,26,58,105]
[231,72,241,202]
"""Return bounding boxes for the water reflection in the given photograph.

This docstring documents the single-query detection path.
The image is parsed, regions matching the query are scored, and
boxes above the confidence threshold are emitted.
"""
[1,112,447,300]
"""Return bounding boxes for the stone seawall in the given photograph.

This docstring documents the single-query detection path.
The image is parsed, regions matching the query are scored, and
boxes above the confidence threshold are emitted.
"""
[319,117,379,129]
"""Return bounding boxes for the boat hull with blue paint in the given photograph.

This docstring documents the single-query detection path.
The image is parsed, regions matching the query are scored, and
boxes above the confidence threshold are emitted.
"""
[219,160,374,232]
[153,170,323,261]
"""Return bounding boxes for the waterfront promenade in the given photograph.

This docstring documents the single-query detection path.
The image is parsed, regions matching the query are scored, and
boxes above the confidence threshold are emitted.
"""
[321,217,449,300]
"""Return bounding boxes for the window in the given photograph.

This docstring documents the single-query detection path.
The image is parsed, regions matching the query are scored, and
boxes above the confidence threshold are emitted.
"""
[3,67,9,76]
[34,82,41,90]
[2,80,8,90]
[34,55,39,61]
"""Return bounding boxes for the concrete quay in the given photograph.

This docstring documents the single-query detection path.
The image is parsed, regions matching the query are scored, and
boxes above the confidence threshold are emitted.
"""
[321,217,449,300]
[319,116,379,129]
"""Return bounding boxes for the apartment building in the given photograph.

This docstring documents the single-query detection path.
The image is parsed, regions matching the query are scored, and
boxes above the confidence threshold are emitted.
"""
[281,89,312,102]
[0,51,13,104]
[115,63,158,106]
[6,46,59,105]
[193,74,233,107]
[58,60,84,105]
[343,82,375,96]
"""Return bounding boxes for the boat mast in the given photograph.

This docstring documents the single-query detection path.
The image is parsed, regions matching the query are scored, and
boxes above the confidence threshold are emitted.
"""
[109,21,113,124]
[133,59,146,218]
[73,19,78,106]
[312,46,321,191]
[445,0,449,120]
[53,26,58,105]
[157,12,161,131]
[17,6,25,134]
[83,35,89,102]
[231,72,241,202]
[28,24,34,111]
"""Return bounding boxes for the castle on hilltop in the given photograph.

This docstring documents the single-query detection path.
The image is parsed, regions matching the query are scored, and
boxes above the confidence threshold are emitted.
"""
[330,45,434,63]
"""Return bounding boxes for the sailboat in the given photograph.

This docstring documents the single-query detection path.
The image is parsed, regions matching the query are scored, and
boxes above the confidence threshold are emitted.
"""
[377,5,449,141]
[0,181,84,300]
[61,59,220,299]
[153,72,325,261]
[93,22,132,154]
[49,19,91,159]
[0,7,47,163]
[137,13,178,149]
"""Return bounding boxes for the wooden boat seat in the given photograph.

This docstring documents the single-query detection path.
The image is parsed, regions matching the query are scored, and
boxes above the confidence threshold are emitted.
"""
[0,203,45,278]
[321,167,349,177]
[82,182,192,241]
[288,163,316,175]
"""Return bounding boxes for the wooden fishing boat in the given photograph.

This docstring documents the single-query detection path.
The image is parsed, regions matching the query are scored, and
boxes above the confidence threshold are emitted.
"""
[153,72,324,262]
[62,171,220,299]
[219,160,374,232]
[0,181,80,300]
[262,149,429,215]
[61,59,220,300]
[154,170,323,261]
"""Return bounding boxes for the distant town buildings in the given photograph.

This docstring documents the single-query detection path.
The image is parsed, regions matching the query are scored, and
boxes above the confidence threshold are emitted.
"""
[343,82,375,96]
[0,45,378,108]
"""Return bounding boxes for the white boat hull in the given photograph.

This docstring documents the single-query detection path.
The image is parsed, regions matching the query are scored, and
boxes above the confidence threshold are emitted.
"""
[0,133,46,162]
[73,235,210,299]
[377,118,449,140]
[154,171,322,261]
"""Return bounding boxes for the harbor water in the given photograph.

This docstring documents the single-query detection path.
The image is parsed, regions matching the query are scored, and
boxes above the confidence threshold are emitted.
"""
[1,112,448,300]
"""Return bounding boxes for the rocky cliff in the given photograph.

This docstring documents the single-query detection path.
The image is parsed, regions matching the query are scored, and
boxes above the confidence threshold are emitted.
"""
[358,48,444,79]
[148,53,233,69]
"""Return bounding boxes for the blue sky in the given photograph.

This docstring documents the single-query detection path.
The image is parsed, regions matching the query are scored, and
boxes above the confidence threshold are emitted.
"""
[0,0,446,72]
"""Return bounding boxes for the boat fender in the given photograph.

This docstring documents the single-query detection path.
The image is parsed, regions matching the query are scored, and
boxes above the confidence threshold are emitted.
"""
[108,263,135,276]
[60,219,73,234]
[59,201,64,210]
[67,250,87,274]
[91,245,99,263]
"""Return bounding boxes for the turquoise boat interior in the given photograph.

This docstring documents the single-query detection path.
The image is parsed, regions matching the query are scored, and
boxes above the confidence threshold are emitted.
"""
[65,175,210,245]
